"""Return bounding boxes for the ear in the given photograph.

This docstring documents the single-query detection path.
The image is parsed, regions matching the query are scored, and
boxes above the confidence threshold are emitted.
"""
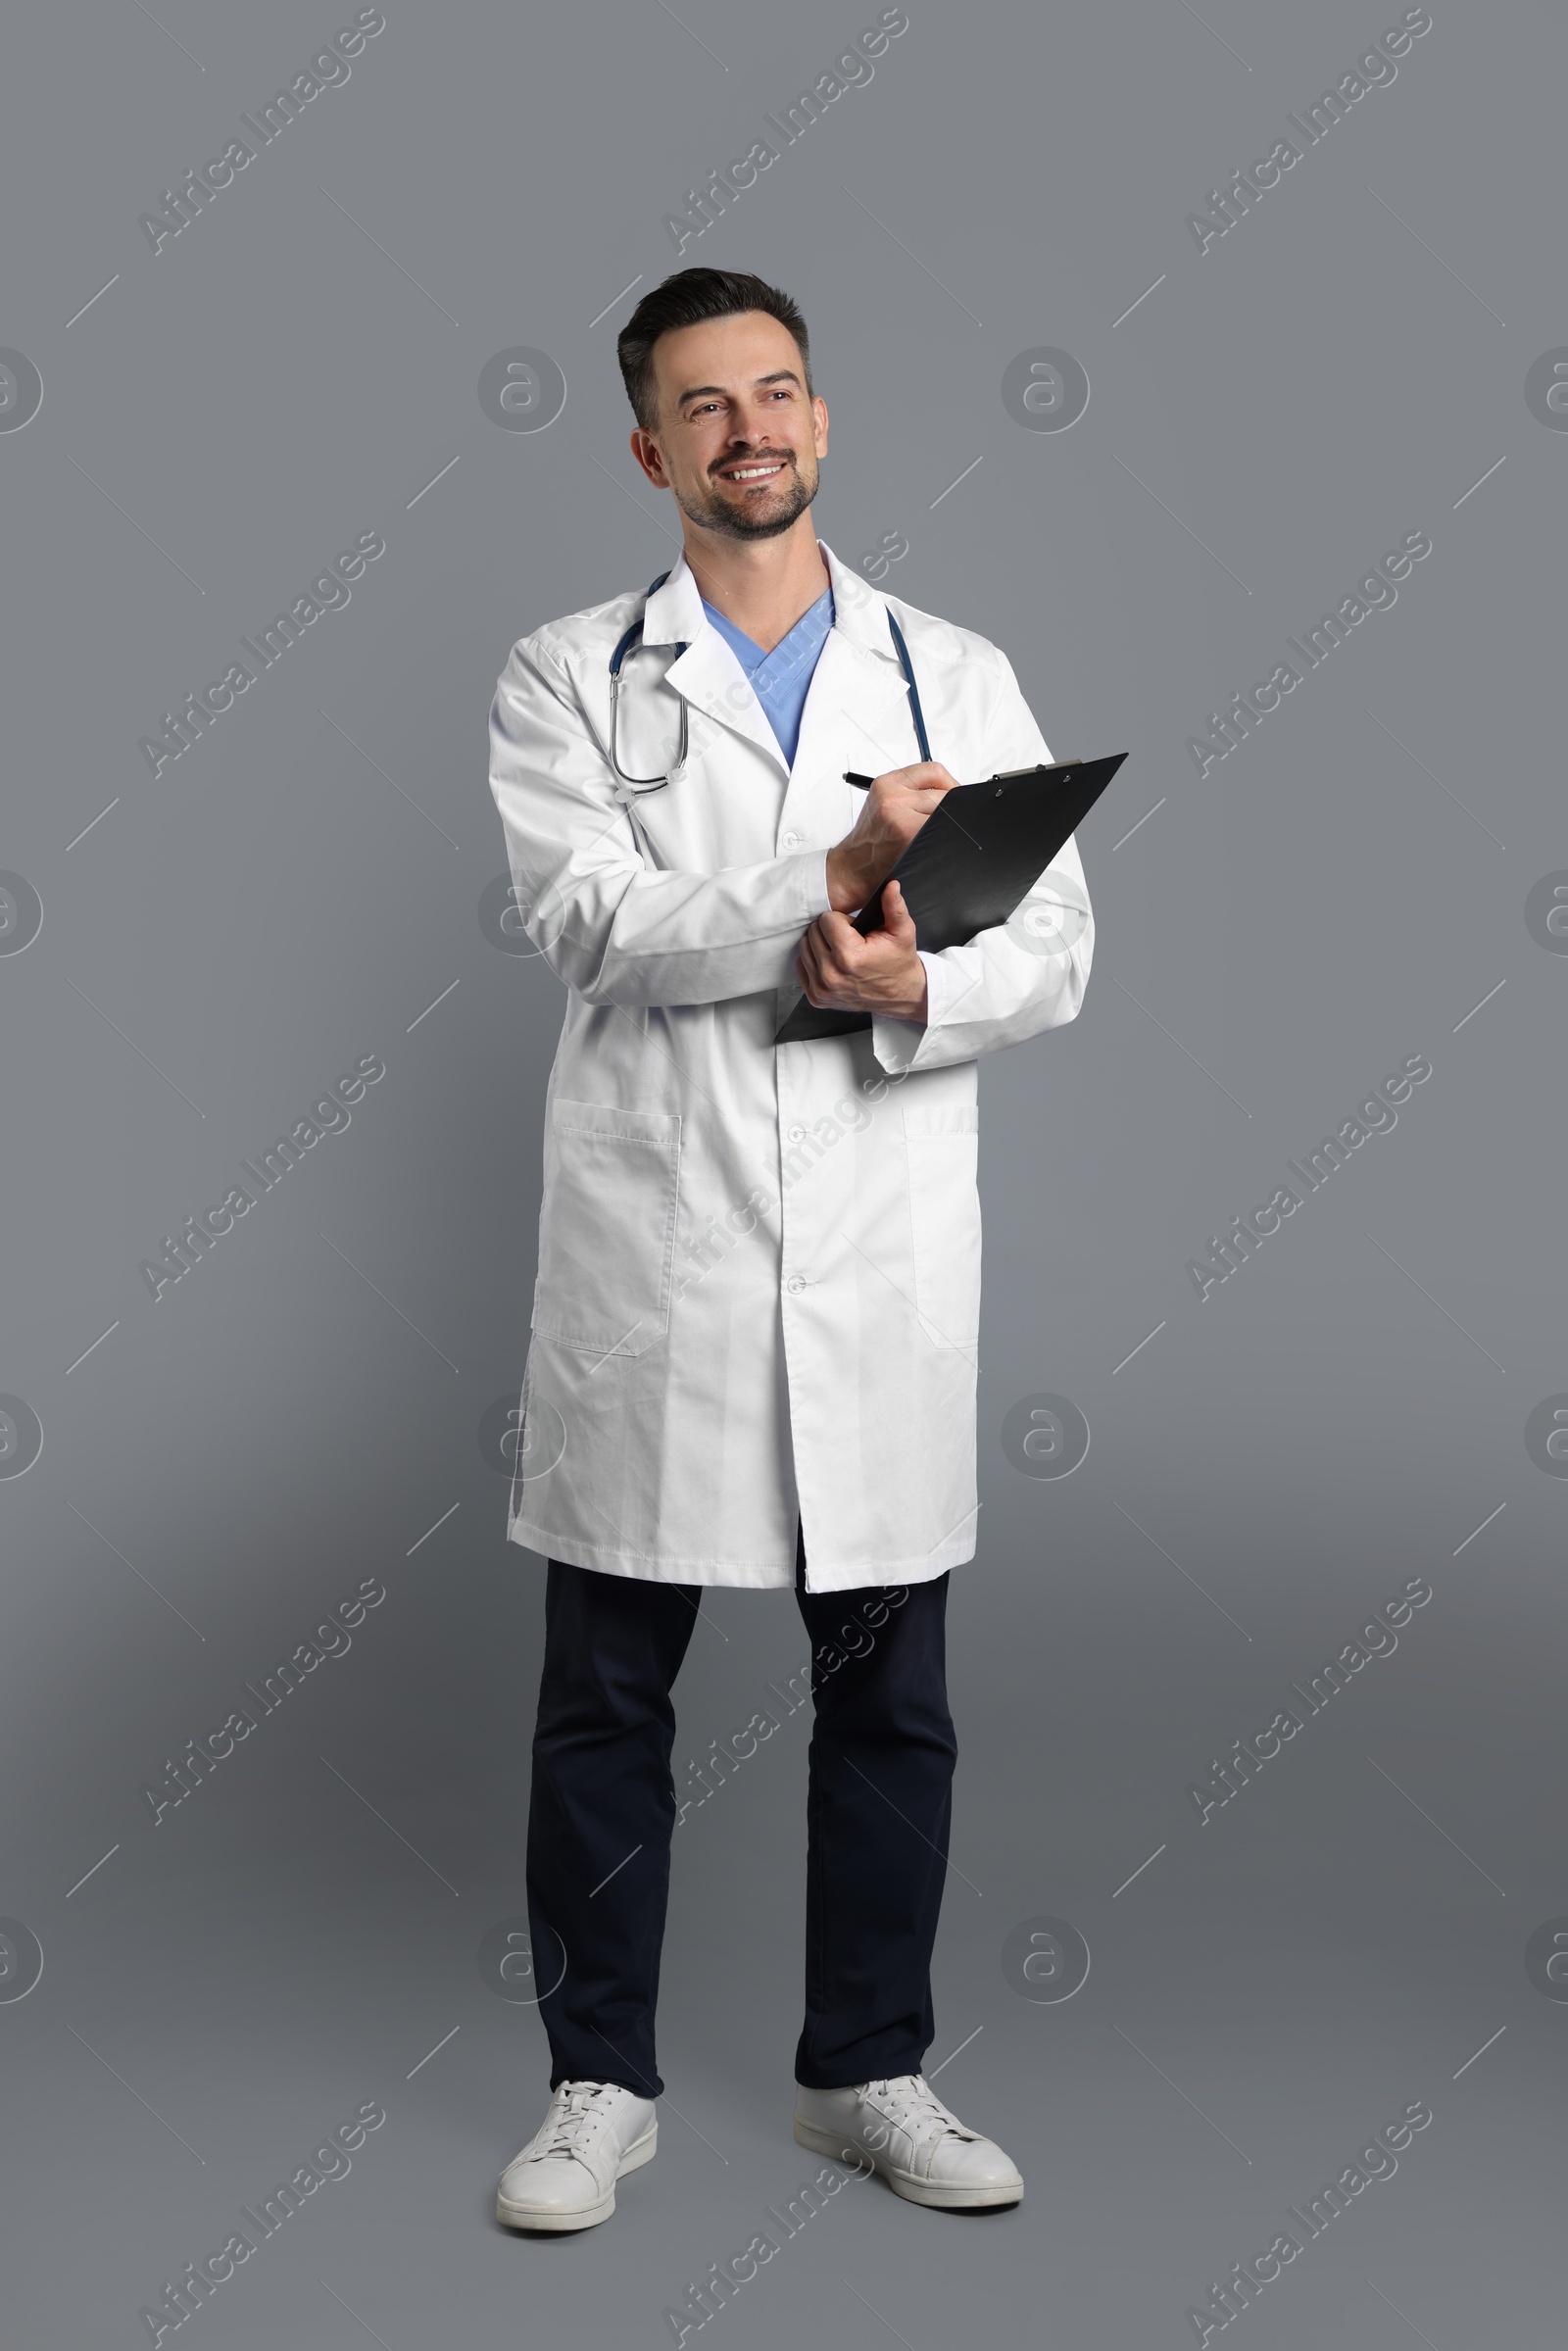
[811,394,829,459]
[630,427,669,489]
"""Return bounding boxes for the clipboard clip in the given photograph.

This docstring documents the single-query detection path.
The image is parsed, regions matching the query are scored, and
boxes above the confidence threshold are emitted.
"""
[989,760,1080,796]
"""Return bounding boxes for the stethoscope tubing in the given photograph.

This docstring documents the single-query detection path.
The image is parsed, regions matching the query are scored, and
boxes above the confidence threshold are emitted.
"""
[605,572,929,792]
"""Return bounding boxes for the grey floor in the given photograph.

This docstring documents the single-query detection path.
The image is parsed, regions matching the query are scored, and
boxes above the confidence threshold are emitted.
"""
[9,1444,1560,2348]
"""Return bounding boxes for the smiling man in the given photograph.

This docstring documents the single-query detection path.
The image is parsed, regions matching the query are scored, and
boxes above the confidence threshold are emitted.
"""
[487,267,1095,2232]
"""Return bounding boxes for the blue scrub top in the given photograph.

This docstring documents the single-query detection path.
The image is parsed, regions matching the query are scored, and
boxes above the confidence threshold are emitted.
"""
[700,586,835,768]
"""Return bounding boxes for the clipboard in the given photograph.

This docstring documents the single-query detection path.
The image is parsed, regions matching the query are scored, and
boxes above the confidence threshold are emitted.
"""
[774,753,1125,1044]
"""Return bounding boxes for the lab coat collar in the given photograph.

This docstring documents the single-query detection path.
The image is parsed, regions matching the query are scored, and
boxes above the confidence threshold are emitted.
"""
[817,539,904,665]
[640,538,898,661]
[639,551,704,650]
[642,540,911,773]
[643,552,782,771]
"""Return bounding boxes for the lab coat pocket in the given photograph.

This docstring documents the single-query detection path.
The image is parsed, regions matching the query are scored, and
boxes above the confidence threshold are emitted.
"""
[532,1099,682,1358]
[900,1101,981,1351]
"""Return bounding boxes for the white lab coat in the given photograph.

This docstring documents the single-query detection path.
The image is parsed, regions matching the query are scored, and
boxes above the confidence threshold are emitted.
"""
[487,540,1093,1592]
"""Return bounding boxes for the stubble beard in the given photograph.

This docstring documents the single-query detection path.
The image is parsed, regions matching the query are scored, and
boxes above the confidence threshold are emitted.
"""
[673,451,819,542]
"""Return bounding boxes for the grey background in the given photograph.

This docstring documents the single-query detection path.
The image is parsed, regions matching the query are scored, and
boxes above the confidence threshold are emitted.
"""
[3,0,1563,2342]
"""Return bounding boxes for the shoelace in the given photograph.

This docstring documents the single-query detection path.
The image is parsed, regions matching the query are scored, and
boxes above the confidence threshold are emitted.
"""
[529,2082,616,2163]
[863,2074,979,2147]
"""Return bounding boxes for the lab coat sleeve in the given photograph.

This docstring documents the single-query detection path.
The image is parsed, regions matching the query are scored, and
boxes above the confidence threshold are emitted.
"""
[488,636,831,1006]
[870,645,1095,1075]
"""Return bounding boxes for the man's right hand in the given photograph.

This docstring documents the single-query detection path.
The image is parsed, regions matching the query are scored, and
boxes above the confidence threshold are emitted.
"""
[824,761,961,914]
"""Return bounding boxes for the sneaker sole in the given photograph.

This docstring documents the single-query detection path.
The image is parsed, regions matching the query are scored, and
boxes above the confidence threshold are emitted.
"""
[496,2124,657,2231]
[793,2118,1023,2210]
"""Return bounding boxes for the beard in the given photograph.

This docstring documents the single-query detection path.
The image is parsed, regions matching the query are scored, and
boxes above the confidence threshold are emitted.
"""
[673,449,819,541]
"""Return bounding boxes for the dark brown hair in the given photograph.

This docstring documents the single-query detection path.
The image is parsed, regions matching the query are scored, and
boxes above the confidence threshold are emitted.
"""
[616,268,812,431]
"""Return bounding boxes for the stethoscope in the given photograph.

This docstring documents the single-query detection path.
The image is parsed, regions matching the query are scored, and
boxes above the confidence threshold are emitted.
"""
[606,571,931,792]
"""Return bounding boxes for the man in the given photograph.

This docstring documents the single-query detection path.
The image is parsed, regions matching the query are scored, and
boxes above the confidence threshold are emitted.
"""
[487,268,1094,2230]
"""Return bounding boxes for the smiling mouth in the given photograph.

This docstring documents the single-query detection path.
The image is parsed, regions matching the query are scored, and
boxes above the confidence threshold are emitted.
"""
[714,457,791,484]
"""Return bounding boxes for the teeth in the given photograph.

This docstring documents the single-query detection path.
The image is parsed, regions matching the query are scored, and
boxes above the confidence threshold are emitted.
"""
[725,465,782,480]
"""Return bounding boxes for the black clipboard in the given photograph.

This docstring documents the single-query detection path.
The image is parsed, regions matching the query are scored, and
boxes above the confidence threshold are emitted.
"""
[774,753,1125,1044]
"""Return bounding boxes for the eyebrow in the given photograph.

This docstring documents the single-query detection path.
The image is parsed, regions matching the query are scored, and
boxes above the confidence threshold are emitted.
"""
[675,368,803,411]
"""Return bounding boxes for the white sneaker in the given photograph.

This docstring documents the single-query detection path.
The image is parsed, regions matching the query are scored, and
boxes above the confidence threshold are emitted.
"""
[794,2074,1023,2210]
[496,2080,658,2231]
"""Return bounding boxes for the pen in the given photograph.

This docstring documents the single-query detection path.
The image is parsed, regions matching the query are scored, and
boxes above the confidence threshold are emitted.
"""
[843,770,875,788]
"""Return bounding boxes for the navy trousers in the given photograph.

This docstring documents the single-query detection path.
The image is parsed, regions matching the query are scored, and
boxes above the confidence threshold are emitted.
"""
[525,1529,956,2094]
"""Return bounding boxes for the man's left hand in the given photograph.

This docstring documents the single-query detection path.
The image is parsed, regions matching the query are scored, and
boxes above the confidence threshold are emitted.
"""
[794,879,928,1022]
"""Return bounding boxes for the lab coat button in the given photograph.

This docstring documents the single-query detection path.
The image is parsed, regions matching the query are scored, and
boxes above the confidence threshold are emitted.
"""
[782,829,801,848]
[787,1123,807,1142]
[785,1275,806,1294]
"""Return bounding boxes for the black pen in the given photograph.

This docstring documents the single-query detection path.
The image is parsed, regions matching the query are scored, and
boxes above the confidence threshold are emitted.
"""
[843,770,875,789]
